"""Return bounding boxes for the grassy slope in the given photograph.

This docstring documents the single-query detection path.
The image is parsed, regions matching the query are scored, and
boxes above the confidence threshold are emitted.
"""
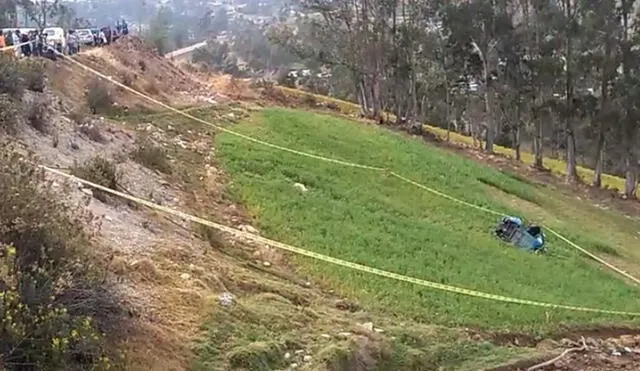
[276,86,629,193]
[130,107,538,370]
[217,108,640,334]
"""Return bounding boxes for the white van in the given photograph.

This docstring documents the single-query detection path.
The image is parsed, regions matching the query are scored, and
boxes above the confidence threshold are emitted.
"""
[43,27,66,50]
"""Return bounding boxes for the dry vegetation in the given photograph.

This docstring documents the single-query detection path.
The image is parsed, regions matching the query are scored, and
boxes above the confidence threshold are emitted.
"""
[0,147,124,370]
[71,156,121,203]
[130,139,172,174]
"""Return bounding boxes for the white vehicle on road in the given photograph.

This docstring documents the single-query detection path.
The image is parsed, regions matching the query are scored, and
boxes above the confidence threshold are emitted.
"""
[43,27,66,51]
[75,28,94,45]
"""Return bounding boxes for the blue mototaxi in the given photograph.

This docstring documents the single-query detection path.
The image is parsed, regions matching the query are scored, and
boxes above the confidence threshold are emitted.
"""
[495,216,545,252]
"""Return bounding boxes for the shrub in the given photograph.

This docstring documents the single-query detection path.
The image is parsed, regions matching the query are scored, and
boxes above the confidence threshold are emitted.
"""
[0,148,120,370]
[0,54,25,99]
[302,94,317,107]
[78,122,107,143]
[19,59,46,93]
[26,95,50,133]
[195,223,227,249]
[71,156,120,203]
[69,108,89,126]
[0,94,22,134]
[131,140,172,174]
[276,70,296,89]
[72,109,106,143]
[120,72,134,87]
[86,78,114,114]
[144,80,160,96]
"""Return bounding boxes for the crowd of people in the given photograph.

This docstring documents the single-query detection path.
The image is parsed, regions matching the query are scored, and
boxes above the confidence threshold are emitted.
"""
[0,19,129,60]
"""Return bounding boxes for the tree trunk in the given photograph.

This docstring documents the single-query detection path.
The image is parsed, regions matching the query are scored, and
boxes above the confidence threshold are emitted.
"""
[514,125,521,161]
[624,154,637,198]
[483,72,494,153]
[371,75,382,120]
[533,117,544,169]
[513,97,521,161]
[593,130,605,187]
[621,1,636,198]
[563,0,578,181]
[566,129,578,182]
[357,78,368,116]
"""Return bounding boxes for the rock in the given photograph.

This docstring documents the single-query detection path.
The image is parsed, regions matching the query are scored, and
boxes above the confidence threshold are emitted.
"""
[218,292,235,306]
[320,334,331,339]
[624,347,632,353]
[293,183,308,192]
[239,224,259,234]
[337,332,352,339]
[294,350,305,355]
[289,363,298,369]
[536,339,560,351]
[618,335,638,347]
[374,328,384,333]
[262,261,272,268]
[561,338,579,348]
[303,355,311,362]
[284,352,291,360]
[104,215,113,222]
[69,141,79,150]
[335,299,360,312]
[81,188,93,197]
[180,273,191,280]
[359,322,374,332]
[612,350,622,356]
[585,337,600,348]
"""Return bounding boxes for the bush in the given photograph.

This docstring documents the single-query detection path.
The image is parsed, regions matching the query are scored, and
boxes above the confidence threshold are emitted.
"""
[0,94,22,134]
[26,95,50,133]
[0,54,25,99]
[19,59,46,93]
[131,140,172,174]
[86,78,114,114]
[144,80,160,96]
[276,70,296,89]
[0,148,120,370]
[78,122,107,143]
[120,72,134,87]
[302,94,317,107]
[69,108,89,126]
[71,156,120,203]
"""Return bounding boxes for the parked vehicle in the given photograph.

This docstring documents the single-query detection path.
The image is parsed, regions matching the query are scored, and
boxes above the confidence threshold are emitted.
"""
[43,27,66,52]
[75,28,94,45]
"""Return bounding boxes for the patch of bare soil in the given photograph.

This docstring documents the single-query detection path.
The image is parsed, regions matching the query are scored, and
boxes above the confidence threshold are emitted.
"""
[46,36,224,114]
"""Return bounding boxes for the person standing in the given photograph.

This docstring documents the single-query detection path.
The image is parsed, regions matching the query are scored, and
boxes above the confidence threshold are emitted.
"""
[20,32,31,57]
[67,30,78,55]
[12,30,21,57]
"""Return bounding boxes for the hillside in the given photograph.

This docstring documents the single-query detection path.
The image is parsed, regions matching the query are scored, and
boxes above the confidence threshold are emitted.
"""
[0,36,639,371]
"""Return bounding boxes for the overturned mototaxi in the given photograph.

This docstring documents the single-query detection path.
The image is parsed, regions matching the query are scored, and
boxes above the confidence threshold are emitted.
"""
[494,216,546,252]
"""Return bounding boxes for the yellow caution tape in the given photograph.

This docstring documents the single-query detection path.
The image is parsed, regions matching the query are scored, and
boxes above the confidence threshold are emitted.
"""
[0,41,37,52]
[41,166,640,316]
[51,50,640,287]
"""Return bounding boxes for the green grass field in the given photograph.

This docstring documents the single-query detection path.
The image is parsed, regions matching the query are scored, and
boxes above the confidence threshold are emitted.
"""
[216,108,640,334]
